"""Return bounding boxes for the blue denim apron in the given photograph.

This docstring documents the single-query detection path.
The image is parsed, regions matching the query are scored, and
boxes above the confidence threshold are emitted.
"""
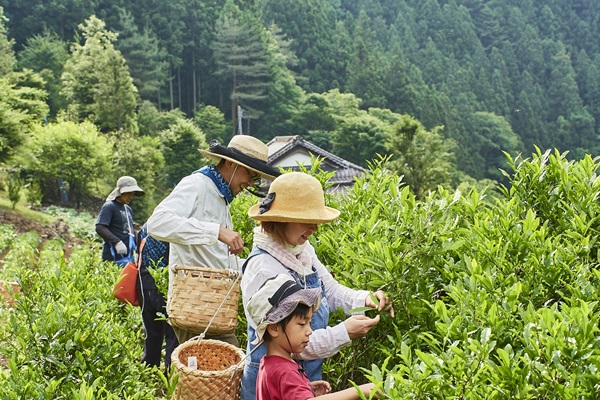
[240,248,329,400]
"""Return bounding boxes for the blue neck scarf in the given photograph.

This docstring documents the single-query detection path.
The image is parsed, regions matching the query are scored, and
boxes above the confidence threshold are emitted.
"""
[193,165,234,204]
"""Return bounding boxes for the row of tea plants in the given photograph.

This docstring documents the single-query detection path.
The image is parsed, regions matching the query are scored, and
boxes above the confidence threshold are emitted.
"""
[0,230,174,398]
[317,149,600,398]
[2,148,600,398]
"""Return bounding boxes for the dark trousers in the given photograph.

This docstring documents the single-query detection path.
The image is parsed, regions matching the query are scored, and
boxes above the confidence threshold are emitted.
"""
[139,287,179,371]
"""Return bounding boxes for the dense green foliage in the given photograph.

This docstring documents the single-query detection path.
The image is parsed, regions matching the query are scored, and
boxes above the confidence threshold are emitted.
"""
[316,150,600,397]
[1,0,600,395]
[1,0,599,207]
[29,120,113,208]
[0,233,173,399]
[3,151,600,398]
[61,16,138,133]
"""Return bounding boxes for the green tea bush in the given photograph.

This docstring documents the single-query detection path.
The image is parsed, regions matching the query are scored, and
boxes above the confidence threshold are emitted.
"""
[1,231,41,286]
[230,190,261,260]
[44,206,98,241]
[316,162,474,387]
[0,223,16,253]
[310,150,600,398]
[0,239,170,399]
[3,148,600,399]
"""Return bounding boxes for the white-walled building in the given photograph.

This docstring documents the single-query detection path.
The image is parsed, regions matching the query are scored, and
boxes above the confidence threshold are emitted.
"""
[266,135,365,194]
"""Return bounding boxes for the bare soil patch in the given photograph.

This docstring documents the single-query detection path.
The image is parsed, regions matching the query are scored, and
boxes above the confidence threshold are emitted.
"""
[0,209,84,258]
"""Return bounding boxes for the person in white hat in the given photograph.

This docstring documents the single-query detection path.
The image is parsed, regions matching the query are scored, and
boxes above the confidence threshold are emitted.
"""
[240,172,394,400]
[147,135,280,345]
[95,176,144,265]
[247,274,376,400]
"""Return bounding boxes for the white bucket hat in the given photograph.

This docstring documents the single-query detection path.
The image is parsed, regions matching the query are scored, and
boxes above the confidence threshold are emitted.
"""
[107,176,145,201]
[246,274,321,345]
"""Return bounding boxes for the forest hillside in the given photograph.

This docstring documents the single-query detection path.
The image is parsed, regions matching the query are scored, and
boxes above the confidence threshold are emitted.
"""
[0,0,599,215]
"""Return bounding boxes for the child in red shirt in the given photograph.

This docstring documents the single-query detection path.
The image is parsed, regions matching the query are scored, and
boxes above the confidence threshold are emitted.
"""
[246,275,377,400]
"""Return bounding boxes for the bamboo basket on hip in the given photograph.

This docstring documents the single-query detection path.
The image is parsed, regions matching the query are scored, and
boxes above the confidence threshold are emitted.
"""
[168,263,246,400]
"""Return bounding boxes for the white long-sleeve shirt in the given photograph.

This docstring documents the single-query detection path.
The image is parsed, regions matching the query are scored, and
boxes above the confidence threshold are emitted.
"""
[242,242,370,360]
[147,173,240,301]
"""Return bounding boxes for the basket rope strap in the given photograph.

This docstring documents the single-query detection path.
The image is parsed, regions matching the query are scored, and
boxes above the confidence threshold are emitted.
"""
[218,337,264,380]
[214,340,262,380]
[195,257,242,344]
[192,259,255,377]
[238,339,262,364]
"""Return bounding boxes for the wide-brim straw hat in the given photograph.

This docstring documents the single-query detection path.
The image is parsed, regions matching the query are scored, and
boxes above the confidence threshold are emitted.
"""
[248,172,340,224]
[199,135,280,180]
[107,176,145,201]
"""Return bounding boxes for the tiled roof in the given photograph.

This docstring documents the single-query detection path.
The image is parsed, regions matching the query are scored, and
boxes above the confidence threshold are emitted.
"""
[267,135,365,190]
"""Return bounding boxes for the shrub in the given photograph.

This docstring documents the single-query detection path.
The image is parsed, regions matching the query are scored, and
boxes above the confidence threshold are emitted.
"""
[0,238,170,398]
[44,205,97,240]
[4,148,600,398]
[345,150,600,398]
[7,174,22,209]
[24,179,43,207]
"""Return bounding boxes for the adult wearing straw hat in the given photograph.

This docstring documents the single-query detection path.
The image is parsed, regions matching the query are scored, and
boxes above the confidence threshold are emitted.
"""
[147,135,280,345]
[240,172,394,400]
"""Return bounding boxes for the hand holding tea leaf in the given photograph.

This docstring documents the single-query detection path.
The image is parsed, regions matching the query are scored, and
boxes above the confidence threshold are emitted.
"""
[344,314,380,339]
[365,290,394,318]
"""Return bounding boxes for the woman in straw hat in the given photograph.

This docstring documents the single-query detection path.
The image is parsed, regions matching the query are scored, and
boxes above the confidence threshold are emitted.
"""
[147,135,280,345]
[240,172,394,400]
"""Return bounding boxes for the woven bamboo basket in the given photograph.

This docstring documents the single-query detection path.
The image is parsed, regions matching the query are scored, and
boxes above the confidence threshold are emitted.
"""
[171,338,246,400]
[167,265,240,335]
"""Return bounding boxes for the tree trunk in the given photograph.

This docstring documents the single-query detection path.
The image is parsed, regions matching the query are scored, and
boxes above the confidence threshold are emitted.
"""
[231,67,237,136]
[197,68,202,110]
[169,65,174,110]
[192,50,197,112]
[178,67,182,111]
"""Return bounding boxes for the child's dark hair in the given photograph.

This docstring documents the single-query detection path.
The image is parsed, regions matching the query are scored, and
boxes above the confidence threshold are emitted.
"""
[264,303,312,341]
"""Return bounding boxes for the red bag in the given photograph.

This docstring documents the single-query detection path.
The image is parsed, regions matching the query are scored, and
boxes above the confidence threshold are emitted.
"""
[112,238,145,306]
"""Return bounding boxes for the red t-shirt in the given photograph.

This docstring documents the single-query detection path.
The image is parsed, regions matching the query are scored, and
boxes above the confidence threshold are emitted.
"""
[257,355,314,400]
